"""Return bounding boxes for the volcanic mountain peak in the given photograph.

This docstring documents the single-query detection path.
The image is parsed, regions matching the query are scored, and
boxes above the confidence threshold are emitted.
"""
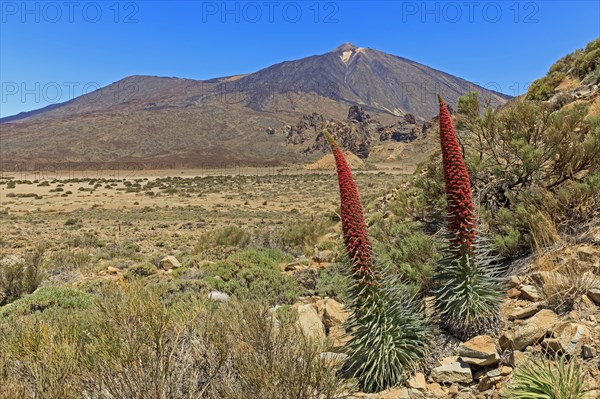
[0,43,511,167]
[334,42,360,52]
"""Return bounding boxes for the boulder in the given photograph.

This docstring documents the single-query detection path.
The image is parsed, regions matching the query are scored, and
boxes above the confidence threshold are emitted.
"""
[323,298,350,328]
[284,261,307,271]
[508,350,530,368]
[509,303,541,320]
[431,359,473,384]
[297,304,326,340]
[458,335,500,366]
[407,372,427,390]
[426,382,446,398]
[541,322,590,356]
[328,325,350,347]
[500,309,557,351]
[587,287,600,304]
[519,285,542,301]
[160,255,181,270]
[505,275,523,288]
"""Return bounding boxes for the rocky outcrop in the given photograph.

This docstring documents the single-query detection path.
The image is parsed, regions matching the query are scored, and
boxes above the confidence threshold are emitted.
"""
[282,106,422,159]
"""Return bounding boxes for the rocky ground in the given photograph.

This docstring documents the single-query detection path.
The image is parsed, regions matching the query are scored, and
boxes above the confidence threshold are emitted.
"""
[281,223,600,398]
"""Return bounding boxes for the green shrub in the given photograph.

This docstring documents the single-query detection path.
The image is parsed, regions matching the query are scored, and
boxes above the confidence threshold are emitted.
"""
[278,219,334,255]
[493,225,522,258]
[0,286,93,319]
[503,355,590,399]
[49,250,92,272]
[194,225,250,255]
[202,248,299,305]
[315,263,351,302]
[372,219,439,292]
[125,263,157,279]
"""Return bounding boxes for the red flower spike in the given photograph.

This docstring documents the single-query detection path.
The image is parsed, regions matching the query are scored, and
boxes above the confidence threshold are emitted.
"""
[437,95,476,253]
[323,129,377,287]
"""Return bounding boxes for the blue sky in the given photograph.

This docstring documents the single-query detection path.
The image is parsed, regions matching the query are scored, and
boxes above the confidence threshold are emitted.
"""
[1,0,598,117]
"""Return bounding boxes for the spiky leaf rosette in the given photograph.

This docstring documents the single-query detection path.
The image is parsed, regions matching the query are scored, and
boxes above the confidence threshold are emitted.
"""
[434,236,503,339]
[322,129,377,292]
[437,95,476,254]
[323,130,431,392]
[433,97,502,339]
[344,274,431,393]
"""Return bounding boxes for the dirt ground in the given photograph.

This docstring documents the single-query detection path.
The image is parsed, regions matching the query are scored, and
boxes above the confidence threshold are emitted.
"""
[0,167,409,256]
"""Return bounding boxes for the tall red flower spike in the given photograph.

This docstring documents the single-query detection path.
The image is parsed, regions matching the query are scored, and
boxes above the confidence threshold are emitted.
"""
[323,129,376,287]
[437,95,476,253]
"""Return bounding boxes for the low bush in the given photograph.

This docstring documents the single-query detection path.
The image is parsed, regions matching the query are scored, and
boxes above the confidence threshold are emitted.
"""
[0,286,93,319]
[202,248,300,305]
[0,246,46,305]
[502,355,590,399]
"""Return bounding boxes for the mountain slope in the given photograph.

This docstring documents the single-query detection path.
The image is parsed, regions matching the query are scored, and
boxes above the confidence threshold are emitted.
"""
[0,43,510,167]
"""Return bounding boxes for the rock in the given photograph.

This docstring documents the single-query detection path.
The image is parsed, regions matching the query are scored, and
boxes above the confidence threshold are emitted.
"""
[407,388,424,398]
[520,285,542,301]
[208,291,230,303]
[499,366,513,376]
[587,287,600,304]
[160,255,181,270]
[323,298,350,328]
[107,266,120,274]
[431,359,473,384]
[328,325,350,347]
[312,299,326,318]
[354,387,410,399]
[408,372,427,390]
[500,309,557,351]
[576,294,597,311]
[455,392,474,399]
[508,350,530,368]
[541,322,590,356]
[506,275,523,288]
[427,382,446,398]
[509,303,541,320]
[582,344,596,359]
[478,377,494,392]
[458,335,500,366]
[404,113,417,124]
[448,384,459,397]
[319,352,348,369]
[507,288,521,298]
[297,304,326,340]
[284,261,306,271]
[312,250,336,263]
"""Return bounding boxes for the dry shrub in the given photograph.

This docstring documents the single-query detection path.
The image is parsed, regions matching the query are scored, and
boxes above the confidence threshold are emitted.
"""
[0,283,348,399]
[533,251,598,313]
[527,210,561,251]
[212,302,351,399]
